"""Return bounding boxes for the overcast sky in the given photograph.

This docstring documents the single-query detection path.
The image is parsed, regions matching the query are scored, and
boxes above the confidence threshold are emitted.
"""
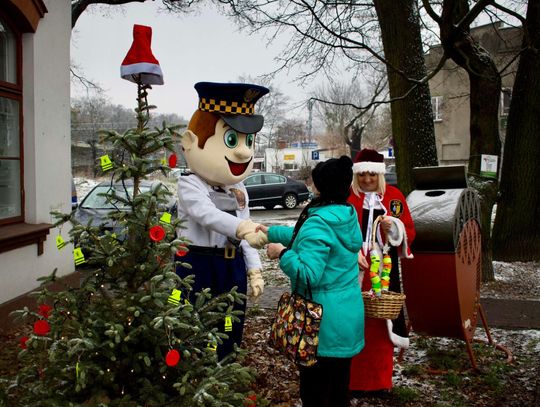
[70,2,312,121]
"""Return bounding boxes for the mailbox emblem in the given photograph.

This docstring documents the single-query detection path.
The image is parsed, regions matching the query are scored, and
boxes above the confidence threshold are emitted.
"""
[389,200,403,217]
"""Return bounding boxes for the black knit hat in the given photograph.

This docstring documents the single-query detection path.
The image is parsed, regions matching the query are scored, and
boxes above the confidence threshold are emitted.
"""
[312,156,353,202]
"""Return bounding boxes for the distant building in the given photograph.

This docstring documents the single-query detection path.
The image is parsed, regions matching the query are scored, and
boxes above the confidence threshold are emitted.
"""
[426,22,522,165]
[264,146,326,178]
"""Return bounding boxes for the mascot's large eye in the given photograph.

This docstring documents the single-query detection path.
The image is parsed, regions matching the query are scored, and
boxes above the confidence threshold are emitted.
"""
[246,134,254,148]
[224,129,239,148]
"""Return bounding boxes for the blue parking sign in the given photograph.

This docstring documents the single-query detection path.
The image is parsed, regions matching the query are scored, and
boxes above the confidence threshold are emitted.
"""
[311,150,319,160]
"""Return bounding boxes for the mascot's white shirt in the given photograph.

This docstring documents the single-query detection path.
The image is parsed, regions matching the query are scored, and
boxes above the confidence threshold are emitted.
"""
[176,173,262,270]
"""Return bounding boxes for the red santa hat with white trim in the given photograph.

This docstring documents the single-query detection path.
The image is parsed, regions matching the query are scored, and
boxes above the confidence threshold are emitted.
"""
[353,148,386,174]
[121,24,164,85]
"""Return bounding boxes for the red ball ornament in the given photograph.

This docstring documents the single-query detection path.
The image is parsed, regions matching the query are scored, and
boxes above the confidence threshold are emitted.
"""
[149,225,166,242]
[246,394,257,407]
[175,245,188,257]
[20,336,29,349]
[165,349,180,367]
[168,154,177,168]
[33,320,51,336]
[38,304,53,318]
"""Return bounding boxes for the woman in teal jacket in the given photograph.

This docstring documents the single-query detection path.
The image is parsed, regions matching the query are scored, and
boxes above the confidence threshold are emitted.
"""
[259,156,364,407]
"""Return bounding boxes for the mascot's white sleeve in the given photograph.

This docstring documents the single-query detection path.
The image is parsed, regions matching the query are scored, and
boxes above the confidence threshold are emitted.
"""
[177,175,242,239]
[177,175,262,270]
[240,240,262,270]
[232,181,262,270]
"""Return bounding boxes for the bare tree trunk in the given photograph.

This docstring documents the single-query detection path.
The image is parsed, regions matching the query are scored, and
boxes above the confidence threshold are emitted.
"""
[440,0,502,282]
[373,0,438,196]
[349,124,364,160]
[492,1,540,261]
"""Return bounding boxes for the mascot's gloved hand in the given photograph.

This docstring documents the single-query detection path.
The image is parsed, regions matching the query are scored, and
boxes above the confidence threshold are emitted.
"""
[244,230,269,249]
[247,268,264,297]
[236,219,260,240]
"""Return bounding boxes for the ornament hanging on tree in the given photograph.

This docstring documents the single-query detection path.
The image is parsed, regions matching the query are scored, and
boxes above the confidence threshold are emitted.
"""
[73,247,86,265]
[149,225,165,242]
[56,235,66,250]
[176,245,188,257]
[168,153,177,168]
[33,320,50,336]
[246,394,257,407]
[38,304,53,319]
[159,212,172,224]
[165,349,180,367]
[99,155,113,172]
[167,289,181,306]
[20,336,28,349]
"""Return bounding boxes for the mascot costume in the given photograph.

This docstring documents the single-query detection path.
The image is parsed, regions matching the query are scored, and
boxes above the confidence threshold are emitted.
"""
[175,82,268,359]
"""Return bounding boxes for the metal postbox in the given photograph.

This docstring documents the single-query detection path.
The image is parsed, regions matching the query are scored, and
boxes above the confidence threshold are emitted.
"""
[401,165,487,367]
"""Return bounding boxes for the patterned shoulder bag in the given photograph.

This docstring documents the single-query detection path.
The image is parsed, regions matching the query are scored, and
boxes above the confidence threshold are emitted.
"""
[268,212,323,366]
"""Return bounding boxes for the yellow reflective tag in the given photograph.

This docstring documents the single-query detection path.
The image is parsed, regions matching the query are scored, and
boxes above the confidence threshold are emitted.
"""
[73,247,85,265]
[160,212,172,224]
[224,316,233,332]
[168,289,181,305]
[56,235,66,250]
[100,155,113,171]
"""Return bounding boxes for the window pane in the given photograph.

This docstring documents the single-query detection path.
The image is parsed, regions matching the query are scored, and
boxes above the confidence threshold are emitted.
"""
[0,18,17,84]
[0,159,21,219]
[265,175,283,184]
[244,175,262,186]
[0,97,19,157]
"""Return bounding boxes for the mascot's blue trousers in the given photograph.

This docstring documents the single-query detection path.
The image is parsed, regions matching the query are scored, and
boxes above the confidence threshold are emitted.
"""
[175,246,247,360]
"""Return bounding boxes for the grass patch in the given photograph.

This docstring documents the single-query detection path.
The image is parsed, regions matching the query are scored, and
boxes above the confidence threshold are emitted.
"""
[392,386,420,403]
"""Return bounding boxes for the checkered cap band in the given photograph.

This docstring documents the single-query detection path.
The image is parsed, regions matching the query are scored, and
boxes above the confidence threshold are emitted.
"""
[199,98,254,115]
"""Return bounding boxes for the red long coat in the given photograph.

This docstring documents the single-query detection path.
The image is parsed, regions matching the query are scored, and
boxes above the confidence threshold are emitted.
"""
[347,185,415,391]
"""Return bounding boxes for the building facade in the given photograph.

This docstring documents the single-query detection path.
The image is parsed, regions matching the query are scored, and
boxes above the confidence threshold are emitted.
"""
[0,0,72,329]
[426,22,522,165]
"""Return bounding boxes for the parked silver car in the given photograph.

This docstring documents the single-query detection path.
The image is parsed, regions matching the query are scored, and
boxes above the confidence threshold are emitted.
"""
[73,180,176,235]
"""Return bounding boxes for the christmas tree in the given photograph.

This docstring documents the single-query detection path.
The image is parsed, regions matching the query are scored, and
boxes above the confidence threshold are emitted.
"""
[1,80,258,406]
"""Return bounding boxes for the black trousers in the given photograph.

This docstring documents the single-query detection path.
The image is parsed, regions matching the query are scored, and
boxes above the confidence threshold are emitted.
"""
[175,248,247,360]
[298,356,352,407]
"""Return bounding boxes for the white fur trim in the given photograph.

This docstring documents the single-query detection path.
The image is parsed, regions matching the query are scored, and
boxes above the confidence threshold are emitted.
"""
[386,216,414,259]
[386,319,410,349]
[353,161,386,174]
[121,62,164,85]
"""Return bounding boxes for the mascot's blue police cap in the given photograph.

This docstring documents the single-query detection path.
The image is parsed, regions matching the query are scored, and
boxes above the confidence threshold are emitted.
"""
[194,82,269,134]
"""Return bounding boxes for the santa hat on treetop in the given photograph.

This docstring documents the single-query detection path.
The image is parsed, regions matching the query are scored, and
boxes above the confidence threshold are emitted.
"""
[121,24,163,85]
[353,148,386,174]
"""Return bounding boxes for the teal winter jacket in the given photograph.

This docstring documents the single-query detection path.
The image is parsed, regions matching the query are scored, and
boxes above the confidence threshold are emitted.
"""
[268,203,364,358]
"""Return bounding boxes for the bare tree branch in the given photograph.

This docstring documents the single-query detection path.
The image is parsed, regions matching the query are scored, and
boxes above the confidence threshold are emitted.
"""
[422,0,441,24]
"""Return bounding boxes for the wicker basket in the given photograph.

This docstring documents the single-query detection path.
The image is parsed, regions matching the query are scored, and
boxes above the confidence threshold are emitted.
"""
[362,291,406,320]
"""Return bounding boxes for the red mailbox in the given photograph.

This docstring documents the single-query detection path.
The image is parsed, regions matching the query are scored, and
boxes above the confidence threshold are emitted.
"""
[401,166,495,368]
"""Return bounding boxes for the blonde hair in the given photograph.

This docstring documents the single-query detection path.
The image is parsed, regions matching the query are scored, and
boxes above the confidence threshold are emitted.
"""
[351,172,386,197]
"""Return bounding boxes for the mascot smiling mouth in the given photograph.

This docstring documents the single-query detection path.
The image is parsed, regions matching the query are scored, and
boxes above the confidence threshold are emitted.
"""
[226,156,252,176]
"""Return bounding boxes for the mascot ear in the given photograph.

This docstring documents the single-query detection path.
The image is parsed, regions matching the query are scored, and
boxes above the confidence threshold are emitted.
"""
[181,130,198,151]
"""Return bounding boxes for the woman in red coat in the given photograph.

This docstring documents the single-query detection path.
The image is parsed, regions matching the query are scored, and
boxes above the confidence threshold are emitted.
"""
[347,149,415,393]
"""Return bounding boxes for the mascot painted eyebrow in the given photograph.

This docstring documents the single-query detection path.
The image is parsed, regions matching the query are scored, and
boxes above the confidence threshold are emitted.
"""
[175,82,268,359]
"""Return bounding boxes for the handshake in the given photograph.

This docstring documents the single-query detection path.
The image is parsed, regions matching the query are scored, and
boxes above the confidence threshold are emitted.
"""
[235,219,269,249]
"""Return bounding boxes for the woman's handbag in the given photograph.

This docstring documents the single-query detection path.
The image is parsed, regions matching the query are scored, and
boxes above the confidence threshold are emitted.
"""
[267,212,323,366]
[268,284,323,367]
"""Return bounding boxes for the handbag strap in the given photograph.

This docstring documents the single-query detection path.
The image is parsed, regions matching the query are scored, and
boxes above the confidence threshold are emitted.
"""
[287,203,352,299]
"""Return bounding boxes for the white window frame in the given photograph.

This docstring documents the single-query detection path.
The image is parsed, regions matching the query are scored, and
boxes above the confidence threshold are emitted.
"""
[500,88,512,117]
[431,96,443,122]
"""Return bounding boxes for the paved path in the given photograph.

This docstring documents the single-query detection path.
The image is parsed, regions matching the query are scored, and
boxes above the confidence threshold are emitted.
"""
[248,286,540,330]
